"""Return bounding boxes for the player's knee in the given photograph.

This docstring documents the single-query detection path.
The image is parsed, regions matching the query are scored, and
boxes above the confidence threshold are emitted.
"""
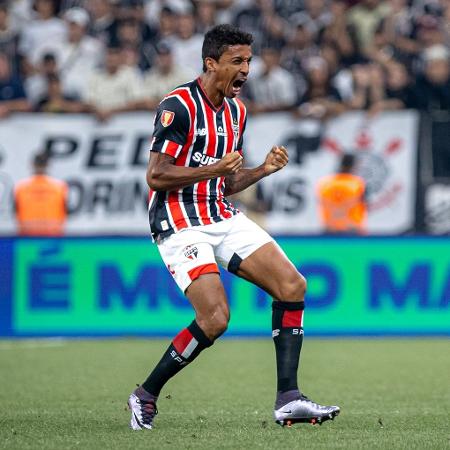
[211,314,229,337]
[279,272,307,301]
[197,307,229,339]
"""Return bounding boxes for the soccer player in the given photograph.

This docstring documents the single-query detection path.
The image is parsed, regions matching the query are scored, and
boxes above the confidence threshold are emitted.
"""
[128,24,340,429]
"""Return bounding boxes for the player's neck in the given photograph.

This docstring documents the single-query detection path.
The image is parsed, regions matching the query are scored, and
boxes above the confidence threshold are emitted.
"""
[198,74,224,109]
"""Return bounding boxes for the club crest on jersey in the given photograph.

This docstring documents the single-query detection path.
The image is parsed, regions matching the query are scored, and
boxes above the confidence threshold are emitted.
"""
[161,110,175,127]
[183,245,199,260]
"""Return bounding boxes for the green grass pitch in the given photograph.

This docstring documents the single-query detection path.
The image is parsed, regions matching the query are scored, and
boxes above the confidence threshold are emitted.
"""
[1,338,449,449]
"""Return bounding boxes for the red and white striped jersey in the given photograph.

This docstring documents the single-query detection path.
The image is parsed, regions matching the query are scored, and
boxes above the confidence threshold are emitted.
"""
[148,77,247,239]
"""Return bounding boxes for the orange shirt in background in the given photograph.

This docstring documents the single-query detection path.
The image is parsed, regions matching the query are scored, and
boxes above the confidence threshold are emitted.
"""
[316,173,367,234]
[15,175,68,236]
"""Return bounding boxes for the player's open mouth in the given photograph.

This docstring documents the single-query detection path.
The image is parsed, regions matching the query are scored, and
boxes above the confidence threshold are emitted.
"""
[232,78,246,95]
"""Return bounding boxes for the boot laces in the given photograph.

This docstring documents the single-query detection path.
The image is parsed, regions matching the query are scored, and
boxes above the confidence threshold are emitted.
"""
[138,399,158,423]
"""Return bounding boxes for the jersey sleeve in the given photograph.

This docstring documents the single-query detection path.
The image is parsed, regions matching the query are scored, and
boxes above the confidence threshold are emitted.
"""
[150,96,190,159]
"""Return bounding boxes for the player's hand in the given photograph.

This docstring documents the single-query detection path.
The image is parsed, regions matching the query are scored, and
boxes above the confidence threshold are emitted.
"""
[214,152,243,176]
[264,146,288,175]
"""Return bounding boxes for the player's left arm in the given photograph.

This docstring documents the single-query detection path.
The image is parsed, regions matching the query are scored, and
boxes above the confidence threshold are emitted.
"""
[224,146,288,196]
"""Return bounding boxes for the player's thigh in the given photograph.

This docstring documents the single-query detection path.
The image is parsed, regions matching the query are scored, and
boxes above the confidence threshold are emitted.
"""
[214,214,305,300]
[237,241,306,301]
[158,231,229,331]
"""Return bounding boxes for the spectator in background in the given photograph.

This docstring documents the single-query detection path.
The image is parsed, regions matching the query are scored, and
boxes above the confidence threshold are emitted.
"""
[0,2,20,74]
[154,6,178,41]
[86,0,115,45]
[24,51,59,105]
[0,51,31,117]
[35,73,89,113]
[270,0,304,21]
[281,20,318,99]
[413,12,446,55]
[18,0,66,73]
[319,0,357,66]
[316,153,367,234]
[121,43,141,68]
[320,45,354,102]
[193,0,218,34]
[113,17,155,71]
[84,43,142,122]
[245,45,298,114]
[289,0,332,42]
[296,56,346,119]
[368,59,417,114]
[348,62,388,111]
[7,0,34,31]
[137,40,193,110]
[55,7,104,99]
[111,0,158,71]
[414,44,450,110]
[347,0,390,59]
[372,0,416,67]
[169,10,204,74]
[115,0,155,31]
[14,152,68,236]
[374,5,448,72]
[233,0,287,55]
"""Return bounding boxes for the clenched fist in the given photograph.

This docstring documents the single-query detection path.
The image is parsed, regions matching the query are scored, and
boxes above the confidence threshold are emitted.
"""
[264,146,288,175]
[214,152,243,176]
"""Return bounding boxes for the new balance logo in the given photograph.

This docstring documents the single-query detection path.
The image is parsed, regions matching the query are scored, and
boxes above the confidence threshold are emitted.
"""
[272,329,280,338]
[195,128,207,136]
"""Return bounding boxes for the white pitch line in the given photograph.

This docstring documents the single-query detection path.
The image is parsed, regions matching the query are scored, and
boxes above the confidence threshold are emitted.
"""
[0,339,67,350]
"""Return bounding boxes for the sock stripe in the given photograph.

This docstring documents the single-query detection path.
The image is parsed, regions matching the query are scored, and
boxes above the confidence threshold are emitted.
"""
[142,322,213,397]
[282,310,303,328]
[173,328,194,355]
[181,337,199,359]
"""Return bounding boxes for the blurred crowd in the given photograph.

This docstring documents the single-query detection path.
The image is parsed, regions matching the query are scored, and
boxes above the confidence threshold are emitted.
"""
[0,0,449,121]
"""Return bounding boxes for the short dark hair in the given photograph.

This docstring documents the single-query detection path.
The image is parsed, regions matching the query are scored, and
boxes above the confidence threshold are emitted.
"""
[339,153,356,172]
[202,24,253,72]
[33,152,49,168]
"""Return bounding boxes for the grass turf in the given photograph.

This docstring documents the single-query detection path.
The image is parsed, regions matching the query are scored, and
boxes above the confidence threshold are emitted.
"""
[0,339,449,450]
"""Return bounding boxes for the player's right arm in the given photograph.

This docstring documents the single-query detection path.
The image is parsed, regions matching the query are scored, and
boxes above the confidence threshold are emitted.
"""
[147,152,243,191]
[147,96,242,191]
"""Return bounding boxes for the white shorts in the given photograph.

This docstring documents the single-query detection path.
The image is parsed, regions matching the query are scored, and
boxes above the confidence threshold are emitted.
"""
[157,213,274,292]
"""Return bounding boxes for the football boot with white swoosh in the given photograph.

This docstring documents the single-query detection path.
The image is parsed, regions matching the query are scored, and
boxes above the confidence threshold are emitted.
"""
[128,392,158,430]
[274,394,340,427]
